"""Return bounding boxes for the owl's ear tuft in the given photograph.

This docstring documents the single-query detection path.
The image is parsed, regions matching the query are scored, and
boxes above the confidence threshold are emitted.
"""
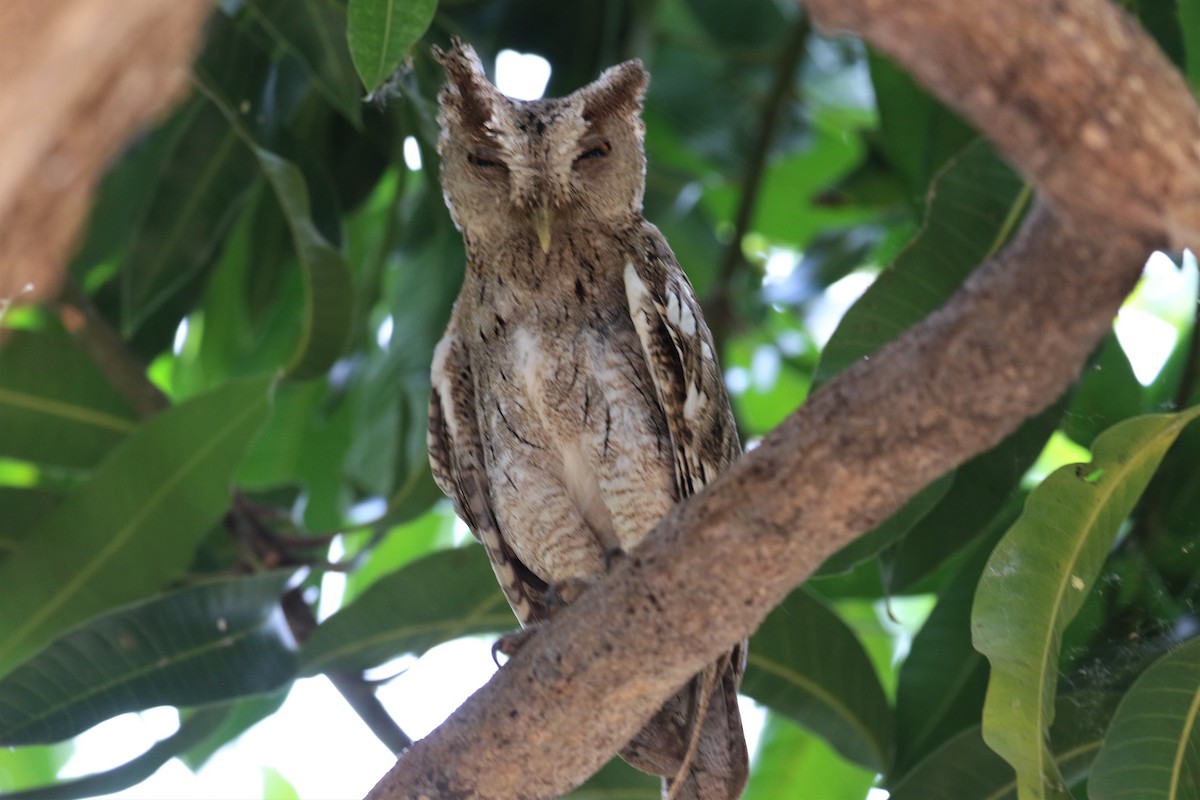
[580,60,648,122]
[434,40,502,136]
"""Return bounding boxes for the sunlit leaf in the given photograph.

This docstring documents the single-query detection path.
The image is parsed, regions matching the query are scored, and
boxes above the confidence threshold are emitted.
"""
[0,377,273,677]
[346,0,437,93]
[742,713,876,800]
[973,407,1200,800]
[0,571,296,745]
[299,547,512,675]
[742,587,894,771]
[0,705,233,800]
[1089,637,1200,799]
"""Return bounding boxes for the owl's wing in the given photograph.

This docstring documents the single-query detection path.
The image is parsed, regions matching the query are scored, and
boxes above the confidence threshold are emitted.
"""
[428,327,549,626]
[623,232,741,500]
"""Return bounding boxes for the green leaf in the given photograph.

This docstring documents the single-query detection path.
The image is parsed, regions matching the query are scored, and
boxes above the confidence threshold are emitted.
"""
[887,691,1116,799]
[0,328,137,469]
[1089,637,1200,799]
[342,504,457,606]
[1182,0,1200,94]
[192,76,356,383]
[181,687,290,771]
[816,474,952,576]
[120,101,258,334]
[247,0,364,126]
[884,396,1066,592]
[262,766,301,800]
[346,0,438,93]
[0,705,233,800]
[814,141,1028,385]
[0,743,73,794]
[742,713,876,800]
[0,571,297,745]
[299,547,512,675]
[868,50,977,201]
[253,146,356,380]
[0,376,274,677]
[741,587,894,772]
[1062,333,1144,448]
[973,407,1200,800]
[893,530,999,776]
[567,757,660,798]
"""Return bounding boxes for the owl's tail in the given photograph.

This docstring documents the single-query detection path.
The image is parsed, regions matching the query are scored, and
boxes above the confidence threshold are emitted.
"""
[619,645,749,800]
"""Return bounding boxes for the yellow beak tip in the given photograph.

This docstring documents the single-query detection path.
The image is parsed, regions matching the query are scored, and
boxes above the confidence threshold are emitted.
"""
[531,207,554,254]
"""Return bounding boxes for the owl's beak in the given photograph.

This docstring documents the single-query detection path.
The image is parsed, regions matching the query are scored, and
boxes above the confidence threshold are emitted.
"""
[530,204,554,253]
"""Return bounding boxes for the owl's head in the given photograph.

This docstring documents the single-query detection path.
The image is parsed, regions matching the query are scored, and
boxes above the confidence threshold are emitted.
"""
[434,40,648,253]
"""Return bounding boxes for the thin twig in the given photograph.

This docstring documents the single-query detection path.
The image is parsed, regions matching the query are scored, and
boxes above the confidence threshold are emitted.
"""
[706,15,811,346]
[54,276,170,419]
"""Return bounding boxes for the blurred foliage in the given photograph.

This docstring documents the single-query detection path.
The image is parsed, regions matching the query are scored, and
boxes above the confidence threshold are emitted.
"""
[1,0,1200,798]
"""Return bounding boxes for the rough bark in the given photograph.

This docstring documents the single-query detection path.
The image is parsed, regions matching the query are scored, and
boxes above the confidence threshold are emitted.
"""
[805,0,1200,247]
[0,0,210,307]
[367,0,1198,795]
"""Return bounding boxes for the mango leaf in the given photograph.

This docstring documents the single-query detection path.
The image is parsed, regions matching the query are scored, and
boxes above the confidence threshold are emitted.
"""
[0,705,233,800]
[119,89,261,332]
[973,406,1200,800]
[0,328,137,469]
[1062,332,1144,448]
[0,571,296,745]
[567,758,659,799]
[893,527,1002,777]
[814,140,1028,385]
[347,0,438,93]
[253,147,356,380]
[742,713,876,800]
[1089,636,1200,799]
[193,76,356,382]
[816,474,951,576]
[299,547,512,675]
[741,587,894,772]
[888,691,1115,799]
[0,742,72,794]
[0,376,273,677]
[247,0,363,126]
[1182,0,1200,93]
[884,396,1066,593]
[181,687,290,771]
[868,50,976,201]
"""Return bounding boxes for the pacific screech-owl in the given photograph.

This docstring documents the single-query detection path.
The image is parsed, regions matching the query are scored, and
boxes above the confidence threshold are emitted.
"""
[428,40,748,800]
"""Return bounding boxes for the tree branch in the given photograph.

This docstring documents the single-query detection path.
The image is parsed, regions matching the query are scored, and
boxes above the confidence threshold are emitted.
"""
[365,0,1197,797]
[0,0,211,306]
[805,0,1200,248]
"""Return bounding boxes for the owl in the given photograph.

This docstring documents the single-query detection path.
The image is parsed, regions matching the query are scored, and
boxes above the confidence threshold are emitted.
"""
[427,40,748,800]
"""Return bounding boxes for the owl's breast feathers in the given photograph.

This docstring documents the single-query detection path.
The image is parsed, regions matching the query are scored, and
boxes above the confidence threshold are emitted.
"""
[429,222,739,614]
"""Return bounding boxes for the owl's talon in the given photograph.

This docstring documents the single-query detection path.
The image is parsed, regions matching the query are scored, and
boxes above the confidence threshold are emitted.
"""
[492,628,535,666]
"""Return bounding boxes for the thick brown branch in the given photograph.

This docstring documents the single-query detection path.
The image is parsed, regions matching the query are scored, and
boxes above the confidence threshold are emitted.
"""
[805,0,1200,248]
[366,0,1194,796]
[367,205,1152,798]
[0,0,210,306]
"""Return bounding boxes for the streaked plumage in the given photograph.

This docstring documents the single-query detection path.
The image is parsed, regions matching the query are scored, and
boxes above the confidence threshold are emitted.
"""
[427,40,747,799]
